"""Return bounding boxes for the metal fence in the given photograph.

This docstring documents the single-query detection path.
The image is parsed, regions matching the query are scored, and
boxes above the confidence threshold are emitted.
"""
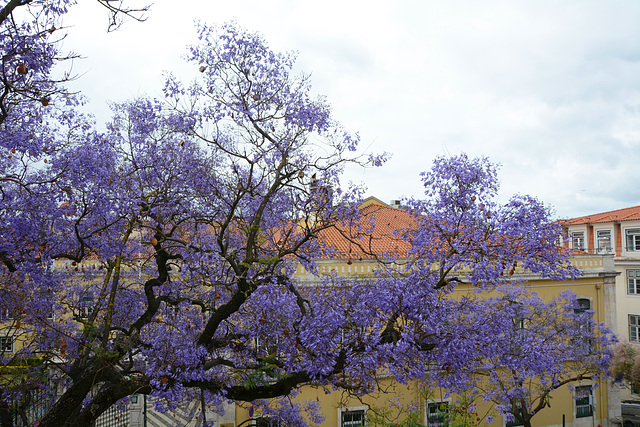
[9,388,54,427]
[6,387,129,427]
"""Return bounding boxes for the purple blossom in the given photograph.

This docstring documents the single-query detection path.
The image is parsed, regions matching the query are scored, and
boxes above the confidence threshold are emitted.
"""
[0,17,613,427]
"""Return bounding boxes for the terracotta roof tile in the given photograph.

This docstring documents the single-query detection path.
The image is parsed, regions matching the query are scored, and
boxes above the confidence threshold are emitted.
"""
[315,201,415,259]
[565,205,640,225]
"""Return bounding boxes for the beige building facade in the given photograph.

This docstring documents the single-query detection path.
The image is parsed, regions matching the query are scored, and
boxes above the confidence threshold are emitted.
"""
[562,206,640,426]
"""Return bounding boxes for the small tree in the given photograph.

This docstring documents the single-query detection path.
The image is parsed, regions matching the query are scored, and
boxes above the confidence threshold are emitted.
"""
[612,342,640,393]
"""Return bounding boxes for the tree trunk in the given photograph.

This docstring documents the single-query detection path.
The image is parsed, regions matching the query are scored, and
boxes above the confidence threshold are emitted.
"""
[37,375,95,427]
[38,376,150,427]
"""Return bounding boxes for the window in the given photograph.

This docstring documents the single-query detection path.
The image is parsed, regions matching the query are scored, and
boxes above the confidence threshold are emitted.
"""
[629,271,640,294]
[35,293,55,320]
[78,295,94,320]
[341,323,366,344]
[597,230,612,253]
[512,304,527,331]
[504,406,524,427]
[254,337,279,356]
[575,385,593,418]
[0,336,13,353]
[46,304,54,320]
[630,315,640,343]
[572,232,585,250]
[427,401,449,427]
[627,229,640,252]
[339,407,366,427]
[0,290,17,320]
[574,298,591,314]
[574,299,593,351]
[505,416,523,427]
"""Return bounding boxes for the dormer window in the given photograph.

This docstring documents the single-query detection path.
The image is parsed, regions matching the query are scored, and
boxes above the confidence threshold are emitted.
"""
[626,229,640,251]
[596,230,612,253]
[572,232,585,250]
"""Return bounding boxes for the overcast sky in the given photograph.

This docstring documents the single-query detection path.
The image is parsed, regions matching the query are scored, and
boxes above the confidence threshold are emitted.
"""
[60,0,640,219]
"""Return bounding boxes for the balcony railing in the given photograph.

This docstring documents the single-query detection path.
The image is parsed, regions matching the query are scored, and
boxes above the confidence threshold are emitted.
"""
[567,244,640,257]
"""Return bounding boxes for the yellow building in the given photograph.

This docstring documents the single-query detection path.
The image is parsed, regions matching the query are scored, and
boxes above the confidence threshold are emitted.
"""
[0,198,623,427]
[227,197,621,427]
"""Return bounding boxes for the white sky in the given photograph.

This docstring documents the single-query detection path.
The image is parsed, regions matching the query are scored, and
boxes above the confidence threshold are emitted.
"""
[59,0,640,219]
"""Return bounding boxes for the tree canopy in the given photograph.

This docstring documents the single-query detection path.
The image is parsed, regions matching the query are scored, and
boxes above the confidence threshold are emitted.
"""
[0,7,615,427]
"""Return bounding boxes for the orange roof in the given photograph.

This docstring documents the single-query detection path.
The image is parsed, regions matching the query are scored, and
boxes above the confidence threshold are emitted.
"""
[315,198,414,259]
[565,205,640,225]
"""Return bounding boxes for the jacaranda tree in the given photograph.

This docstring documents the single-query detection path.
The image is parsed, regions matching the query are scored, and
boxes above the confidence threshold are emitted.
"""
[0,1,146,425]
[419,288,614,427]
[0,18,614,427]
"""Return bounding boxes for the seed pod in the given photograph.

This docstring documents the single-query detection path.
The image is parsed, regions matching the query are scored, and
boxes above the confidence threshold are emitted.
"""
[17,63,27,74]
[150,237,158,246]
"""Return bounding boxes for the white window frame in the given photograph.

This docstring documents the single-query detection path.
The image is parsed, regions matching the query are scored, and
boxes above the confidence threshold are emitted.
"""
[627,228,640,252]
[572,232,585,251]
[630,314,640,343]
[0,336,14,353]
[628,270,640,295]
[596,230,612,253]
[338,405,368,427]
[426,399,450,427]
